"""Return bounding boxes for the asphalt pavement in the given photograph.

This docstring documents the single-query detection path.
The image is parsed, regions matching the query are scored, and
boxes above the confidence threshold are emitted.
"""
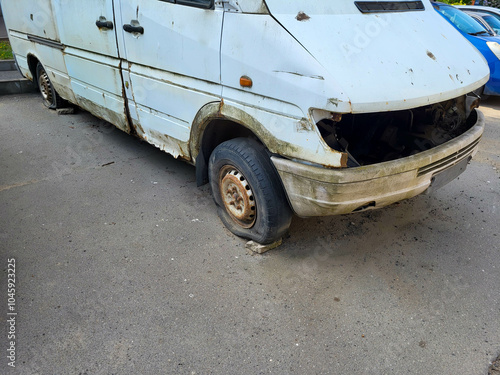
[0,93,499,374]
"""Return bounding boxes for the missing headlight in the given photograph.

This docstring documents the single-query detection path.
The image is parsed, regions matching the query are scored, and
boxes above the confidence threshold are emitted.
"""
[316,96,477,166]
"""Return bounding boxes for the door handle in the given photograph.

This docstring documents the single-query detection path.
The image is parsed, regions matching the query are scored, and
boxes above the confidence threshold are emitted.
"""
[123,24,144,34]
[96,19,114,30]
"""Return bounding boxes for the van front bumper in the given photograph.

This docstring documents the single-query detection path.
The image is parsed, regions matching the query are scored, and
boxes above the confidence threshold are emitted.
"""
[272,111,485,217]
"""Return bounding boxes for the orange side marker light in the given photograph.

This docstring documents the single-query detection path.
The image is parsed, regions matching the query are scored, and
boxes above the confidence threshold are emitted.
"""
[240,76,253,88]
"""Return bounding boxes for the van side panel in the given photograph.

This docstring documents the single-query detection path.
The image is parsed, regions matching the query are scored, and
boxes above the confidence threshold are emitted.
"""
[1,0,129,131]
[2,0,60,41]
[1,0,71,99]
[221,13,351,115]
[116,0,223,159]
[52,0,120,58]
[220,13,348,167]
[52,0,130,133]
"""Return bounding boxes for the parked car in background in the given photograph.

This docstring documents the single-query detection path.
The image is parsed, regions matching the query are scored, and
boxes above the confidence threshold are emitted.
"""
[433,2,500,96]
[456,5,500,22]
[466,11,500,35]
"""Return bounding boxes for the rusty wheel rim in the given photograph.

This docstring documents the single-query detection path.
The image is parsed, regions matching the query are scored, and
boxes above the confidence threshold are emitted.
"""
[219,166,256,228]
[38,71,53,106]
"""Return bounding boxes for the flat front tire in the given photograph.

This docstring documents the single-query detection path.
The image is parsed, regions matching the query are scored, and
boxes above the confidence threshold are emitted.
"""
[209,138,292,244]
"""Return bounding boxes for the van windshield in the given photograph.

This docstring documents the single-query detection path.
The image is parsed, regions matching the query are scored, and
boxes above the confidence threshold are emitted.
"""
[435,5,489,35]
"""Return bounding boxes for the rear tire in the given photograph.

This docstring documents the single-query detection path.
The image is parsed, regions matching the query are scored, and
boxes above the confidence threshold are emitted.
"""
[209,138,292,244]
[36,62,64,109]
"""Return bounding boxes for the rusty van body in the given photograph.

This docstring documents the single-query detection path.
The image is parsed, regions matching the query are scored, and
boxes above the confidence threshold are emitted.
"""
[0,0,489,243]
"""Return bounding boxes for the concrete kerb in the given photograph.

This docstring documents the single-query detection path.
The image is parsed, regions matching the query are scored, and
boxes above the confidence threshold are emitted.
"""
[0,79,37,95]
[0,59,36,95]
[0,59,17,71]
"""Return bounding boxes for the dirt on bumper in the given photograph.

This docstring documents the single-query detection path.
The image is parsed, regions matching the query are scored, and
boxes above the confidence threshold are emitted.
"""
[272,111,485,217]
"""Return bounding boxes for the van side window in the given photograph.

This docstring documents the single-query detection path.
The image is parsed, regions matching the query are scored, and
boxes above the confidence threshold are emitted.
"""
[167,0,213,9]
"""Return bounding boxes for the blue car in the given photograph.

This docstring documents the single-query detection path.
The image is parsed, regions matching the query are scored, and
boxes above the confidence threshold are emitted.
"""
[433,2,500,96]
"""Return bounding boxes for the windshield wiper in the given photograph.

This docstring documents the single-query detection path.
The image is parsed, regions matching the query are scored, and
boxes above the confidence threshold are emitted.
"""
[469,30,489,36]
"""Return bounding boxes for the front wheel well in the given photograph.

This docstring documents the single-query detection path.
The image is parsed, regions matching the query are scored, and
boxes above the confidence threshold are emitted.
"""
[195,119,261,186]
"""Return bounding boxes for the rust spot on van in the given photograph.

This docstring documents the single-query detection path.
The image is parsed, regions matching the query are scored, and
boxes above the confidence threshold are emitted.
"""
[218,99,225,117]
[134,121,145,135]
[340,153,348,168]
[148,129,190,161]
[426,50,436,61]
[296,12,310,21]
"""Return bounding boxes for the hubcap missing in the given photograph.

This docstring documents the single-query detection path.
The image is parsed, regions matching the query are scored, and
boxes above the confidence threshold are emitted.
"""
[219,167,256,228]
[39,72,53,104]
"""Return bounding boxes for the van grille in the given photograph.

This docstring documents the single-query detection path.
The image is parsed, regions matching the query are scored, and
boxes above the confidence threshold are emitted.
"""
[355,1,425,13]
[417,137,481,177]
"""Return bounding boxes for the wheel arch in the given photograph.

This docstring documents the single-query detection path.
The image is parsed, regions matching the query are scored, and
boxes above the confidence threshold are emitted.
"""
[27,54,40,82]
[190,101,273,186]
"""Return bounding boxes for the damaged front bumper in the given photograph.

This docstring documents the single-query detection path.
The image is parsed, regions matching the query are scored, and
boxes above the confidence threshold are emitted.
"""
[272,111,485,217]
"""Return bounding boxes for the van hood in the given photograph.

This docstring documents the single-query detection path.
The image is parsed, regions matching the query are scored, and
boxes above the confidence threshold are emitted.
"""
[264,1,490,113]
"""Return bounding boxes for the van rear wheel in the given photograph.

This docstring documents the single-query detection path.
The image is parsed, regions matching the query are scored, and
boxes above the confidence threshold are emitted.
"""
[209,138,292,244]
[36,62,64,109]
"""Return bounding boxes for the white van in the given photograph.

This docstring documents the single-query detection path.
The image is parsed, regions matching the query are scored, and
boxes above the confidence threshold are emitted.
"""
[0,0,489,244]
